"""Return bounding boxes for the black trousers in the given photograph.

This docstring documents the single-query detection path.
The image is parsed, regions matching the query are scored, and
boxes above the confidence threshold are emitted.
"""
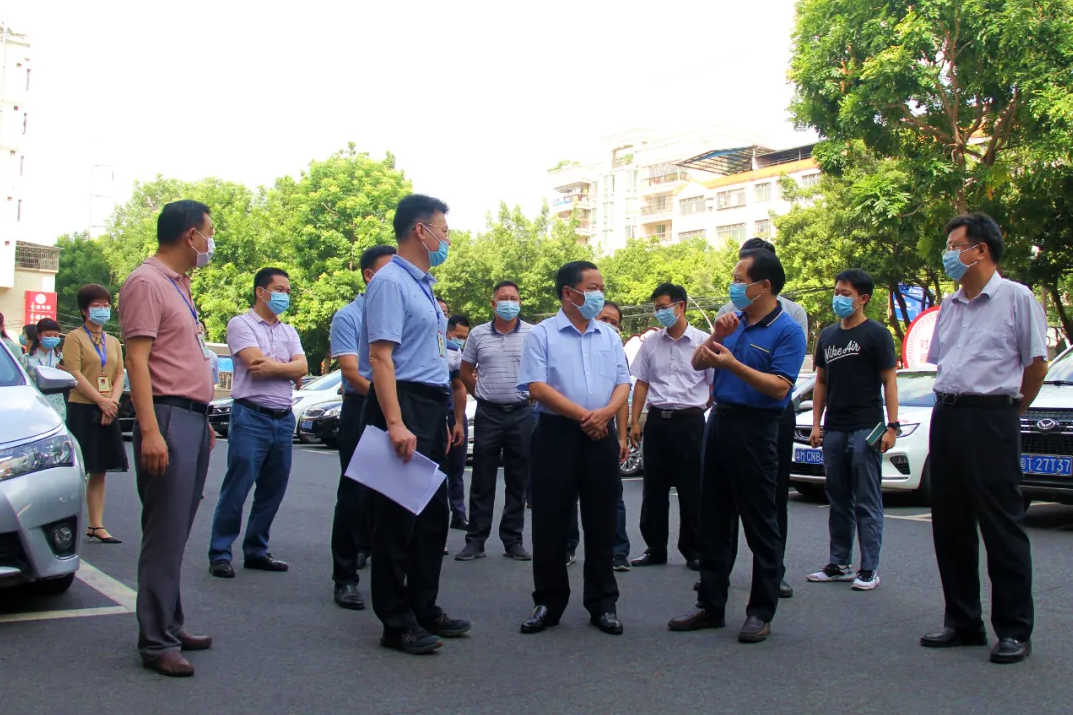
[697,409,783,622]
[445,410,468,520]
[331,394,373,585]
[466,402,534,549]
[531,414,620,620]
[929,402,1033,640]
[639,412,703,560]
[362,382,451,634]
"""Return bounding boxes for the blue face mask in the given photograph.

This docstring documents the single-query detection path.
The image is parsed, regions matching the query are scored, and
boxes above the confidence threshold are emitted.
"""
[421,225,450,267]
[654,305,679,328]
[88,306,111,326]
[495,300,521,321]
[942,245,977,281]
[18,335,26,346]
[728,282,757,310]
[41,336,61,350]
[570,288,605,320]
[832,295,857,319]
[448,337,465,350]
[264,291,290,316]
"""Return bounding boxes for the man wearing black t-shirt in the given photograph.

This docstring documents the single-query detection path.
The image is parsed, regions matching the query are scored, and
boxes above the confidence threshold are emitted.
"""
[807,269,899,591]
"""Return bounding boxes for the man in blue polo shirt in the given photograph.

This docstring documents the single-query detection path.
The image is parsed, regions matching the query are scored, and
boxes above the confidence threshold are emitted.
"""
[668,248,805,644]
[517,260,631,637]
[358,194,470,655]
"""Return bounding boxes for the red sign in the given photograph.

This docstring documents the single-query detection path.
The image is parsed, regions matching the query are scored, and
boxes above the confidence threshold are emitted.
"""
[24,291,58,326]
[901,306,940,369]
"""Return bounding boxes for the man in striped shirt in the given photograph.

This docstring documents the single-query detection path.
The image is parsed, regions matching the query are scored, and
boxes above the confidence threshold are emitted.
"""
[456,280,535,561]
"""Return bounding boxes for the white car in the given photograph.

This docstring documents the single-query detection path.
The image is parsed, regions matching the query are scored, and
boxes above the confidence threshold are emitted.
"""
[292,371,344,438]
[0,347,85,595]
[789,368,937,502]
[1019,346,1073,507]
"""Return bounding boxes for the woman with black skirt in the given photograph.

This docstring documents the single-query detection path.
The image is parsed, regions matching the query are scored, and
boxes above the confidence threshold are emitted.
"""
[64,284,129,544]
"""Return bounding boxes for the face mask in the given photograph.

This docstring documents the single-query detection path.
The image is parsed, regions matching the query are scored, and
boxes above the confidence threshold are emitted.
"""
[495,300,520,321]
[192,230,215,268]
[942,245,977,281]
[569,288,605,320]
[832,295,857,319]
[448,337,465,350]
[263,291,290,316]
[421,226,450,267]
[18,335,26,346]
[41,336,61,350]
[728,281,757,310]
[88,307,111,326]
[654,305,679,328]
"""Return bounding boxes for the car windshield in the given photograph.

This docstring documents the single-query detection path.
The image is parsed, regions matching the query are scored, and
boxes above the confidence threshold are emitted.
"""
[0,343,26,387]
[303,371,341,391]
[1045,349,1073,384]
[897,371,937,407]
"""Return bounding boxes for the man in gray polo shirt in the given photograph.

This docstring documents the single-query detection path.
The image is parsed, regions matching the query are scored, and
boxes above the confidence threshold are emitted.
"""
[456,280,535,561]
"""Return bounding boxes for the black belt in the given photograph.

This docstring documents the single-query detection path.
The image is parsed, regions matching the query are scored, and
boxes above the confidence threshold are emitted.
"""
[651,406,705,420]
[371,381,450,403]
[343,392,367,403]
[713,403,782,418]
[477,399,531,413]
[153,396,210,416]
[935,392,1020,408]
[234,398,292,419]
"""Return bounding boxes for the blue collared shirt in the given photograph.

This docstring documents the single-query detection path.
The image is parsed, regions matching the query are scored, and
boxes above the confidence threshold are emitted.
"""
[713,303,806,411]
[359,256,449,389]
[331,294,368,394]
[518,309,631,413]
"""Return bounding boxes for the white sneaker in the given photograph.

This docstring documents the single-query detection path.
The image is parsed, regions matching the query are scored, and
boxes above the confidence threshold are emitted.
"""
[852,570,880,590]
[806,563,856,582]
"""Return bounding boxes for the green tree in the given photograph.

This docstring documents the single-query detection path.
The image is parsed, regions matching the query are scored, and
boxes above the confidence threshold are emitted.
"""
[54,231,118,331]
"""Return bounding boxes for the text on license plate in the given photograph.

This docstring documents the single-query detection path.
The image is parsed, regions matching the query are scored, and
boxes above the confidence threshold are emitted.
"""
[1020,453,1073,477]
[300,420,314,431]
[793,448,824,465]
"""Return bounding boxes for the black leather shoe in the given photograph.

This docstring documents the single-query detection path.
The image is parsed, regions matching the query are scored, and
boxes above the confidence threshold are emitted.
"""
[355,552,368,570]
[693,578,700,591]
[243,553,289,572]
[520,605,558,634]
[422,613,471,638]
[686,558,701,571]
[334,583,366,610]
[779,580,794,599]
[629,552,668,567]
[920,627,988,648]
[738,615,771,643]
[209,559,235,578]
[668,606,725,631]
[990,638,1031,664]
[591,613,623,635]
[450,515,469,530]
[380,629,442,655]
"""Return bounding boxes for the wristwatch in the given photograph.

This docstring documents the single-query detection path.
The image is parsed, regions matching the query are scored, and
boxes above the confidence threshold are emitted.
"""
[887,421,901,434]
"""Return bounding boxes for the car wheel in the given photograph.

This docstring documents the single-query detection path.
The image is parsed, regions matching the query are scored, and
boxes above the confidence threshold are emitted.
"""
[916,457,932,506]
[323,437,338,449]
[29,573,76,596]
[793,483,826,502]
[297,432,318,444]
[1022,493,1033,513]
[620,447,643,477]
[216,426,228,439]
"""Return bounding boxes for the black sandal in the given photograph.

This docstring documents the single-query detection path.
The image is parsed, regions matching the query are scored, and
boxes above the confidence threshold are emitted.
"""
[86,526,122,544]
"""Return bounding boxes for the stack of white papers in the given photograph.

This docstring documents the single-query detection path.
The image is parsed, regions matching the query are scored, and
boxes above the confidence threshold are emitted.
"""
[344,426,447,515]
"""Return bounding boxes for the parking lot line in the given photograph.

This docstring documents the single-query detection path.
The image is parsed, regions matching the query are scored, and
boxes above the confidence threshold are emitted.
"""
[0,605,130,624]
[0,560,137,625]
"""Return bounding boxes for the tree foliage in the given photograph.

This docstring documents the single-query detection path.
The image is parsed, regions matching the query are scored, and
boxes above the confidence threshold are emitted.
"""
[54,231,118,330]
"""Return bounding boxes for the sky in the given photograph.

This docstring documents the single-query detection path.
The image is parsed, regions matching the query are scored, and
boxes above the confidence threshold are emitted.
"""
[6,0,816,245]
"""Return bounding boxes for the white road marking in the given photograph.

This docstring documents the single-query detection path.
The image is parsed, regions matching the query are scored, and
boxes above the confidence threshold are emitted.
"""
[0,559,136,624]
[0,605,129,624]
[886,512,933,522]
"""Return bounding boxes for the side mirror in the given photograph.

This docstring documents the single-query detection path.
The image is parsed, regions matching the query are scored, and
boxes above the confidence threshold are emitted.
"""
[797,400,814,413]
[34,365,77,395]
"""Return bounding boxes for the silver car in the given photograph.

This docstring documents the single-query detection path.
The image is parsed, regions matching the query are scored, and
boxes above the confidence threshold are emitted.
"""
[0,342,85,594]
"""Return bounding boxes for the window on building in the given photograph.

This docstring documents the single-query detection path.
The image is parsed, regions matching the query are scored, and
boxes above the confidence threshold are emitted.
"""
[679,229,706,241]
[716,188,746,210]
[801,173,821,188]
[655,223,668,238]
[679,196,706,215]
[603,175,615,194]
[716,223,747,243]
[17,199,22,222]
[754,183,772,203]
[754,219,772,238]
[625,225,636,240]
[22,113,27,135]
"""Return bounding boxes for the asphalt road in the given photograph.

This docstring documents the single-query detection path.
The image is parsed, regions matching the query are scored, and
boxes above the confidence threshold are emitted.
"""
[3,441,1073,715]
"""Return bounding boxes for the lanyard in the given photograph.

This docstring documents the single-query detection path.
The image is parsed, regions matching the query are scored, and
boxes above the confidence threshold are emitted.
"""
[394,258,441,320]
[83,326,107,370]
[169,278,199,324]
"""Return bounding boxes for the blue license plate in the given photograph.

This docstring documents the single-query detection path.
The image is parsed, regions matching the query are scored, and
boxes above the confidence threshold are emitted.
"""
[1020,453,1073,477]
[794,447,823,465]
[300,420,314,432]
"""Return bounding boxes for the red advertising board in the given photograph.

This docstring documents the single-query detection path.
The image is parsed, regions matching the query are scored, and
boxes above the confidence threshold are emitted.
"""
[24,291,58,326]
[901,306,940,369]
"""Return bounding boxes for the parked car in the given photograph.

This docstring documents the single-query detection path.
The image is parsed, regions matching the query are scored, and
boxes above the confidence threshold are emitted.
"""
[209,397,233,437]
[292,371,344,437]
[118,373,135,438]
[0,350,85,595]
[1019,346,1073,507]
[297,398,343,448]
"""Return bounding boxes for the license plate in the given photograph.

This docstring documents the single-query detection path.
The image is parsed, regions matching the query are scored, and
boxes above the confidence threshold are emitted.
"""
[300,420,314,432]
[793,447,823,465]
[1020,453,1073,477]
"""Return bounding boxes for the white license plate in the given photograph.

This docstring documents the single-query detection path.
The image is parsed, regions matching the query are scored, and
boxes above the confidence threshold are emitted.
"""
[1020,453,1073,477]
[793,447,823,465]
[300,420,314,431]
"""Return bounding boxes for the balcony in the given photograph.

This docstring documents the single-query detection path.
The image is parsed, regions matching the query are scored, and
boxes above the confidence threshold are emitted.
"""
[552,193,592,213]
[641,170,690,192]
[640,203,673,218]
[575,222,595,236]
[15,241,60,272]
[639,233,672,243]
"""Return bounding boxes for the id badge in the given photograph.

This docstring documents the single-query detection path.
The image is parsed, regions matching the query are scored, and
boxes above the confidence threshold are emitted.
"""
[97,376,111,394]
[198,333,215,360]
[437,332,446,358]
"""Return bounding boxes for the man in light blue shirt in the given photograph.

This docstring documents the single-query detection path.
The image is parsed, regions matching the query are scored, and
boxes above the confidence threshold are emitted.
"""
[356,194,470,655]
[517,260,631,637]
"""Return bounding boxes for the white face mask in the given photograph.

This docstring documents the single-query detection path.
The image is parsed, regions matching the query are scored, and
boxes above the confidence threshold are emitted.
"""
[193,230,215,268]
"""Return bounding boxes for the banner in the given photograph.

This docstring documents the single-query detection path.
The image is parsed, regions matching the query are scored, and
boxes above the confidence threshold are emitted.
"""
[901,306,940,369]
[24,291,58,326]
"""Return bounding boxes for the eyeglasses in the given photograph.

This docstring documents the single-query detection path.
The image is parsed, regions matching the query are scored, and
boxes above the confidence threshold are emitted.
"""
[945,242,979,252]
[419,223,451,239]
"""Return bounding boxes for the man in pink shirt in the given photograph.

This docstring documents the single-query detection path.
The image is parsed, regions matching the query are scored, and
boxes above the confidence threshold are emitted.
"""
[119,199,217,677]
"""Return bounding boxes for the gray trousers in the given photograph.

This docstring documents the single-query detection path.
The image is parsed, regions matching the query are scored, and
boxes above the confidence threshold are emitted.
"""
[822,428,883,572]
[134,404,212,657]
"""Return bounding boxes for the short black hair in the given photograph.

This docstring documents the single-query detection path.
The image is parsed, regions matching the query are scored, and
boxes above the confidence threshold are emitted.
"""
[77,284,112,313]
[31,318,61,353]
[0,311,7,339]
[602,300,623,324]
[447,315,470,330]
[834,268,875,298]
[254,267,289,297]
[157,199,211,245]
[393,194,449,241]
[651,282,687,304]
[493,280,520,295]
[944,212,1005,263]
[436,297,450,314]
[360,245,396,274]
[556,260,599,299]
[740,237,775,257]
[740,249,786,295]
